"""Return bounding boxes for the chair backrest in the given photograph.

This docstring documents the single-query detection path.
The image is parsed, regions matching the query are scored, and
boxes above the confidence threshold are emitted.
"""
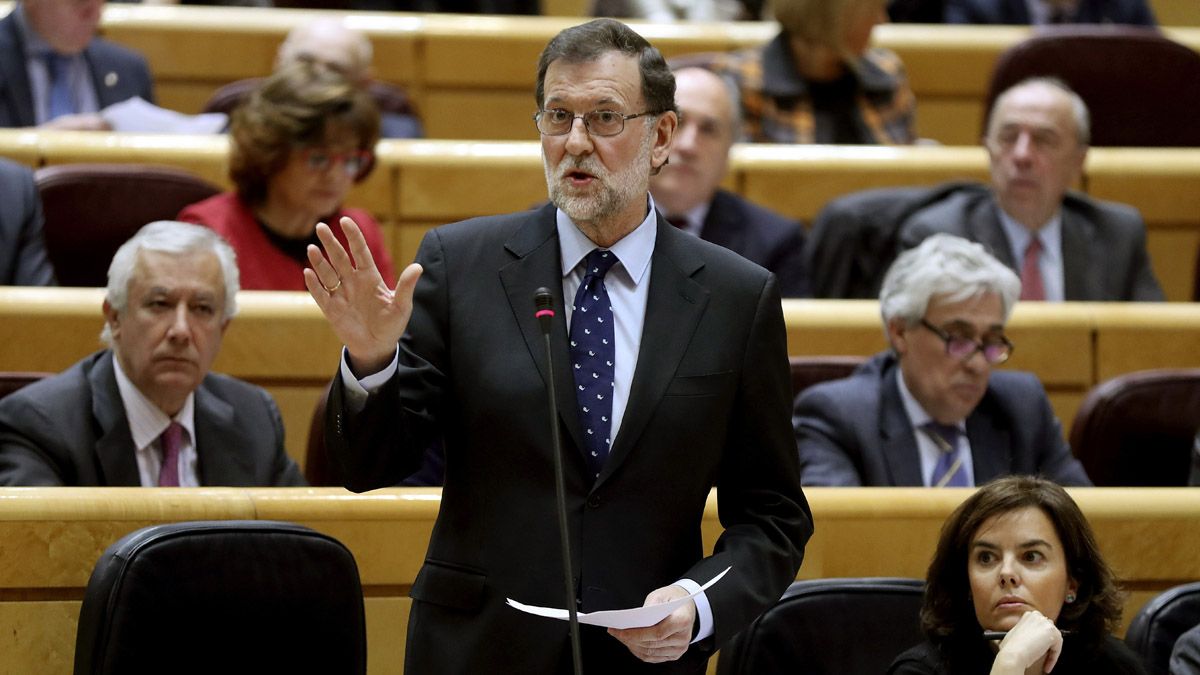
[790,356,867,398]
[1068,369,1200,486]
[202,77,419,120]
[804,182,975,299]
[35,164,221,287]
[0,372,51,400]
[982,26,1200,147]
[1125,581,1200,675]
[73,520,366,675]
[305,383,337,486]
[716,577,926,675]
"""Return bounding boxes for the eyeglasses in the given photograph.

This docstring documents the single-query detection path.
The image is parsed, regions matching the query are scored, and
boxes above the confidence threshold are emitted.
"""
[533,109,656,137]
[298,147,373,176]
[920,319,1014,365]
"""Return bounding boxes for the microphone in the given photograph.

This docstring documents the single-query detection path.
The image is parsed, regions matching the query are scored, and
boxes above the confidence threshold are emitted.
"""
[533,287,583,675]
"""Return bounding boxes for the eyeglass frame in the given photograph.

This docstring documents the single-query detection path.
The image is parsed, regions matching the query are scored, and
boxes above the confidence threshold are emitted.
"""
[919,319,1015,365]
[533,109,659,137]
[296,146,374,177]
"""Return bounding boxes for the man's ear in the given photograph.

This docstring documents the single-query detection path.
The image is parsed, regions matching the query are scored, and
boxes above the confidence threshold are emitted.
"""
[650,111,678,170]
[102,300,120,337]
[887,317,910,356]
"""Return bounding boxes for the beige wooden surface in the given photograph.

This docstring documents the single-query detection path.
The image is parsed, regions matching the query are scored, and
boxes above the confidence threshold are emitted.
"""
[1,487,1196,675]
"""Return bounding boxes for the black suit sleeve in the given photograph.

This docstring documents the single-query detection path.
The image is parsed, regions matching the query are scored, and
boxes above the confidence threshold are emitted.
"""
[694,273,813,646]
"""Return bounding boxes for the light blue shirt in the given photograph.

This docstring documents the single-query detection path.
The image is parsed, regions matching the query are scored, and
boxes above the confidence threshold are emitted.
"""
[13,4,100,125]
[895,368,977,487]
[997,208,1065,302]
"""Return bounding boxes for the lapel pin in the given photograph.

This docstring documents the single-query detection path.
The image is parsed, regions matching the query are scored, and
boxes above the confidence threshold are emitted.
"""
[104,72,118,88]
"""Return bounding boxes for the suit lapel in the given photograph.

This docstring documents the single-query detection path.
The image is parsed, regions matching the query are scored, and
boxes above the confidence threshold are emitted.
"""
[698,191,745,253]
[498,205,588,458]
[88,354,141,486]
[877,364,925,486]
[599,220,709,485]
[0,15,37,127]
[194,382,255,486]
[975,200,1018,269]
[1059,205,1092,301]
[965,392,1011,485]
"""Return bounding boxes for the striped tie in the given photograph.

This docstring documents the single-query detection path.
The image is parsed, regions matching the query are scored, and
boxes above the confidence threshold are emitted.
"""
[157,422,185,487]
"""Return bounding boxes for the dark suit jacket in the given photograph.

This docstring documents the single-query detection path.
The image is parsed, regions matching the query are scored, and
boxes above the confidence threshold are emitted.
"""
[326,203,812,674]
[0,9,155,128]
[0,158,55,285]
[0,351,306,487]
[898,184,1164,302]
[793,352,1092,487]
[945,0,1155,24]
[1190,432,1200,487]
[699,189,812,298]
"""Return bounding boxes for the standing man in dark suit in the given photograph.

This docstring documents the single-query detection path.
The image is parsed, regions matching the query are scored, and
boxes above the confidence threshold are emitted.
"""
[0,158,56,286]
[304,19,811,674]
[650,67,812,298]
[0,0,154,130]
[0,221,306,487]
[900,77,1163,302]
[945,0,1155,25]
[794,234,1091,487]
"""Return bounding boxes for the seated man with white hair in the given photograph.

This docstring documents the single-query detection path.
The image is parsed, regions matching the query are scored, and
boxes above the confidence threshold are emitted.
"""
[793,233,1091,487]
[0,221,306,487]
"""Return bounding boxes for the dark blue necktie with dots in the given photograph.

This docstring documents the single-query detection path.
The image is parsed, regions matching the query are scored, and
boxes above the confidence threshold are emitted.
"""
[570,249,617,479]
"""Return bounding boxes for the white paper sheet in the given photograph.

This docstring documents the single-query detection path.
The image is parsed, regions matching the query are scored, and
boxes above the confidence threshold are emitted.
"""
[506,566,731,630]
[101,97,229,134]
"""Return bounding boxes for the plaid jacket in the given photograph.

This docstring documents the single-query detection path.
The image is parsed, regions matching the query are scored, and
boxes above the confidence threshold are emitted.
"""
[709,33,918,145]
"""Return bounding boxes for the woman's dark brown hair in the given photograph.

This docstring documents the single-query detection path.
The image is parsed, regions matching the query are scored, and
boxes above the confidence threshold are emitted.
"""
[229,60,381,206]
[921,475,1123,650]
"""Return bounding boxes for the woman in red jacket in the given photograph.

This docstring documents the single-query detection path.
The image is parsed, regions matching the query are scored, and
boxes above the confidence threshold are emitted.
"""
[180,61,396,290]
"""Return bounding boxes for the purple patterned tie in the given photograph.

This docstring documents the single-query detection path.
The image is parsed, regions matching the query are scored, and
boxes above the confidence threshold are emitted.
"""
[157,422,185,487]
[923,421,968,487]
[570,249,618,479]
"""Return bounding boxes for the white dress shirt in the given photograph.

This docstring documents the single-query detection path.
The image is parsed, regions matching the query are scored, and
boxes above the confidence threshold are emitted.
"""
[112,353,200,487]
[896,369,977,487]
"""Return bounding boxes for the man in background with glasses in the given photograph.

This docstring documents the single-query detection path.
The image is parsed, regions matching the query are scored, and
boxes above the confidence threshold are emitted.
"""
[304,17,811,675]
[793,233,1091,487]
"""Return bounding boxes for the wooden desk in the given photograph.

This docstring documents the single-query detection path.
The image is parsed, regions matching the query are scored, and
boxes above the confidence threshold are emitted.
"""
[1,3,1194,145]
[1,487,1196,675]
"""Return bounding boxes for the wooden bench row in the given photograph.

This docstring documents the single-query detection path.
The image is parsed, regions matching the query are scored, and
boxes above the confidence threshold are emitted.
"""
[0,2,1195,144]
[1,486,1196,675]
[3,288,1199,472]
[4,131,1198,300]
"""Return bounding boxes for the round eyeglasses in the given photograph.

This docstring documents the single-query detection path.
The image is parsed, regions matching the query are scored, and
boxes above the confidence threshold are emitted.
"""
[920,319,1014,365]
[533,109,656,137]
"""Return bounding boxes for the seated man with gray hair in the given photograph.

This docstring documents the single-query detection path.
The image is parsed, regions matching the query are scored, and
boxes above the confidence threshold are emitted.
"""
[0,221,306,487]
[793,233,1091,487]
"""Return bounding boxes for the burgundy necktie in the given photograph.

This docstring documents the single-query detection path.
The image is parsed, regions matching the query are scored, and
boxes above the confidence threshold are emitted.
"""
[157,422,185,487]
[1019,237,1046,301]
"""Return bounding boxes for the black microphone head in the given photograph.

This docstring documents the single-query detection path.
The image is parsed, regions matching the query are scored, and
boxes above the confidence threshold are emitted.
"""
[534,287,555,314]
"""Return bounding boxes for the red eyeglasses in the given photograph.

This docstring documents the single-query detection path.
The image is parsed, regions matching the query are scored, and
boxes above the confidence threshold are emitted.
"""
[298,147,373,176]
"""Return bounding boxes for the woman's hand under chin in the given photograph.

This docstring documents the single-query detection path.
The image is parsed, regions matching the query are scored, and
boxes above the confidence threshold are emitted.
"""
[990,610,1064,675]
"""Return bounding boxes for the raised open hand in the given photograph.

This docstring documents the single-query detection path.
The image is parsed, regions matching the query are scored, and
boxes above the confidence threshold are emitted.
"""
[304,216,423,376]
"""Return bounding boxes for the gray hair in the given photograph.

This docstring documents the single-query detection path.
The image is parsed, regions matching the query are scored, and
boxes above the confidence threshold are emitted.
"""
[988,77,1091,146]
[101,221,240,345]
[879,234,1021,335]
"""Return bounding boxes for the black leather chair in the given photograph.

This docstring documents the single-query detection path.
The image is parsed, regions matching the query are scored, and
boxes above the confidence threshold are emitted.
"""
[73,520,366,675]
[716,577,926,675]
[1125,581,1200,675]
[1068,369,1200,486]
[35,164,221,287]
[982,26,1200,147]
[804,182,976,299]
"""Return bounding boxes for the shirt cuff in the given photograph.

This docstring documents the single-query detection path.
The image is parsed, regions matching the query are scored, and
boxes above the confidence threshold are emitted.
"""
[338,346,399,413]
[674,577,713,643]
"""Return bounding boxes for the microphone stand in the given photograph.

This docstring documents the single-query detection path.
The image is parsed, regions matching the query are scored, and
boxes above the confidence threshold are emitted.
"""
[534,287,584,675]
